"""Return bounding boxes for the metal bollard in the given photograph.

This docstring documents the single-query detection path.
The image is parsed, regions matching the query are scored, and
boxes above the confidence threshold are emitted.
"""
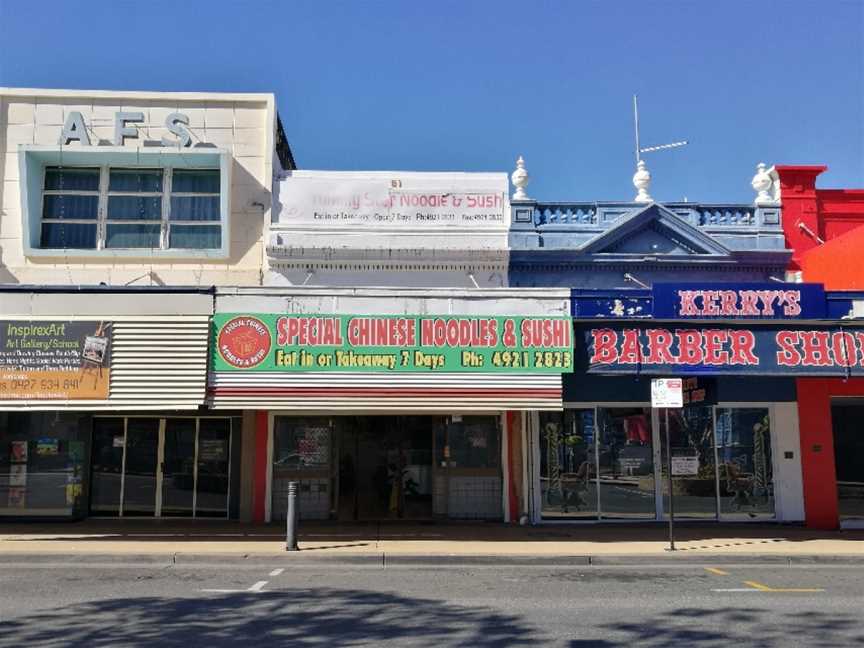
[286,481,299,551]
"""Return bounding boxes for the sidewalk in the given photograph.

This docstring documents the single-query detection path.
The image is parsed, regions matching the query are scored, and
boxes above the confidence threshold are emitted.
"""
[2,519,864,562]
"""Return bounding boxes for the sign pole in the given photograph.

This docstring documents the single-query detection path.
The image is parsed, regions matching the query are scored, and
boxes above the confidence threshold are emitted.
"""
[651,377,681,553]
[665,407,675,551]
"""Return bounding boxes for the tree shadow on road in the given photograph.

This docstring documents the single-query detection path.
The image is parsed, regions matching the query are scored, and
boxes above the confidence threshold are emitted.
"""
[0,586,538,647]
[591,606,864,648]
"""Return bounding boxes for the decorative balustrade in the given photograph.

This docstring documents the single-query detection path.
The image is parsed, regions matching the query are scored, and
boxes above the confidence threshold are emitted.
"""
[527,202,765,230]
[696,205,756,226]
[533,203,598,226]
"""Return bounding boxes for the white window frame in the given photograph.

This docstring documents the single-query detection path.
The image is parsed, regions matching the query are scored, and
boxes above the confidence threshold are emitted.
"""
[40,166,101,249]
[167,167,223,250]
[40,165,221,251]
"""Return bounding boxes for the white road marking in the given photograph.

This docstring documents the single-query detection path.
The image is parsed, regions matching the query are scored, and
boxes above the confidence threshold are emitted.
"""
[712,588,765,592]
[269,568,284,577]
[200,580,270,594]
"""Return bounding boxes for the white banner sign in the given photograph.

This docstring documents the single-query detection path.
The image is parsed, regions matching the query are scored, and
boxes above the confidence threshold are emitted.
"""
[274,177,507,229]
[651,378,683,408]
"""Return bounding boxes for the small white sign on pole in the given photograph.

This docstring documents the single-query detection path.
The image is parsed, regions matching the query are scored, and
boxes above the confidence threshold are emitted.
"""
[651,378,683,408]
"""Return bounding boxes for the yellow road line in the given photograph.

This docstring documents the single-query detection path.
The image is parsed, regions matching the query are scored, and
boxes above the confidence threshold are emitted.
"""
[744,580,825,593]
[704,567,729,576]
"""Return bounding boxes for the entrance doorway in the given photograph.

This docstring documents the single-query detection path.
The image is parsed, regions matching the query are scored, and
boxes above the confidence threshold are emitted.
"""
[269,414,503,522]
[90,417,232,518]
[831,402,864,522]
[339,417,434,521]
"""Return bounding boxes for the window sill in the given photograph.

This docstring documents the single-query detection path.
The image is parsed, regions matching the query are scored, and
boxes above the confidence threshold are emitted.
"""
[24,247,229,260]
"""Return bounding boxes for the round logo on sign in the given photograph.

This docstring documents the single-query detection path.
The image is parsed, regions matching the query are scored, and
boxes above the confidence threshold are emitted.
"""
[217,316,271,368]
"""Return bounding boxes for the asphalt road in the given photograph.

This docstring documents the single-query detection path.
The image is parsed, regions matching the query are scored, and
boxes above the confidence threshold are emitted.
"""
[0,560,862,646]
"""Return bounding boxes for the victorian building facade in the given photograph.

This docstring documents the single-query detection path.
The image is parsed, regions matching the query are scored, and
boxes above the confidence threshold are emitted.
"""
[1,86,862,530]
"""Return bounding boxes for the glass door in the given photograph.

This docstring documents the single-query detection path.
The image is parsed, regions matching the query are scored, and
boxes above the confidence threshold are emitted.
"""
[596,407,656,519]
[90,417,232,518]
[195,419,231,518]
[658,405,718,520]
[90,418,126,516]
[161,419,196,517]
[832,404,864,522]
[434,416,502,520]
[121,418,161,516]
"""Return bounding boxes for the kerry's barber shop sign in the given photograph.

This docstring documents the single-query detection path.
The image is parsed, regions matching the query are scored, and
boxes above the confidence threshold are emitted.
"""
[652,283,827,320]
[586,324,864,376]
[59,111,195,147]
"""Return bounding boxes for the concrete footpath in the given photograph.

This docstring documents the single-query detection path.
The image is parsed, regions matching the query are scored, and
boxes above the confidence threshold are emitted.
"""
[2,520,864,564]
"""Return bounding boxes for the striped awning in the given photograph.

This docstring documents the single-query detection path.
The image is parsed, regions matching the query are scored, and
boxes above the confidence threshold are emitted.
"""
[207,372,562,411]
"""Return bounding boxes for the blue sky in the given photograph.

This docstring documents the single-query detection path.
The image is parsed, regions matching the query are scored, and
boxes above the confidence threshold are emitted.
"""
[1,0,861,203]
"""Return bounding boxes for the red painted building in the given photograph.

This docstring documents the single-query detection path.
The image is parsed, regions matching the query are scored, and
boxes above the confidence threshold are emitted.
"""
[777,165,864,529]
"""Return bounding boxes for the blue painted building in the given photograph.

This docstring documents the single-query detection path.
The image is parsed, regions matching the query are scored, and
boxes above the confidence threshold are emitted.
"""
[509,200,789,288]
[506,188,808,524]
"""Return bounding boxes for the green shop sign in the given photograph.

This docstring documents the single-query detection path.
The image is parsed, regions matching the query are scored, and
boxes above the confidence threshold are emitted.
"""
[212,314,573,373]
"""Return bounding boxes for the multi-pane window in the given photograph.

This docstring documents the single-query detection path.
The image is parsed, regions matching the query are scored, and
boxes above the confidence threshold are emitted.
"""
[169,169,222,249]
[106,169,164,248]
[41,167,101,249]
[40,166,221,251]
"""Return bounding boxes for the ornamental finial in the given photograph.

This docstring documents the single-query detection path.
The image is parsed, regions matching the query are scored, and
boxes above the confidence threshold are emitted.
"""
[751,162,775,205]
[633,159,652,203]
[511,156,530,200]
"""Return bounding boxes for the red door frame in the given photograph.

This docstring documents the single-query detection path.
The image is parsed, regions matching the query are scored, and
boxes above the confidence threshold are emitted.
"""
[797,377,864,529]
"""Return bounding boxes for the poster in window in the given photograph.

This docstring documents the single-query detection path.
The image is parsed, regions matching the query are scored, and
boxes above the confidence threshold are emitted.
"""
[69,441,85,463]
[9,464,26,487]
[7,487,26,508]
[468,429,488,449]
[36,438,59,456]
[65,483,83,506]
[298,427,329,467]
[199,439,226,462]
[0,320,112,399]
[10,440,28,463]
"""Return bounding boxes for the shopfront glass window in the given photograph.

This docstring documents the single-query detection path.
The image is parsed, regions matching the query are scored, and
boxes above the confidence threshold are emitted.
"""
[90,418,125,515]
[272,417,333,521]
[438,417,500,469]
[597,407,656,519]
[0,412,89,518]
[715,408,774,519]
[539,409,597,519]
[659,405,718,519]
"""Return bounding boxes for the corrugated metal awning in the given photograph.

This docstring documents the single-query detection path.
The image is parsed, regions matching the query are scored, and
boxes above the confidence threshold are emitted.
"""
[0,316,209,411]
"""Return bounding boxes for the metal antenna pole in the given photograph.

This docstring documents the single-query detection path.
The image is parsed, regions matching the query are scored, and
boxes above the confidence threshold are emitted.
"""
[633,94,689,161]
